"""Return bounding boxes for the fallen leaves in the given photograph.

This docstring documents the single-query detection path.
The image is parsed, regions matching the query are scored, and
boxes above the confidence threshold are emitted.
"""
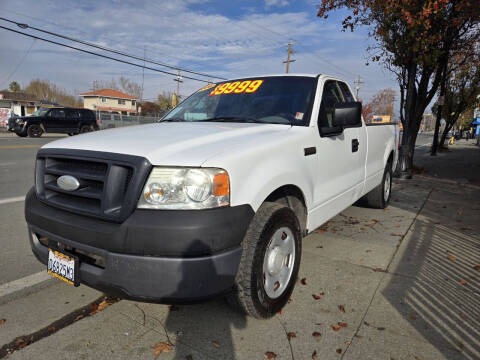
[300,278,307,285]
[373,268,387,272]
[338,322,348,328]
[474,265,480,271]
[336,348,343,354]
[0,319,6,325]
[447,255,457,261]
[312,331,322,337]
[312,350,319,359]
[457,209,463,216]
[459,279,468,286]
[338,305,345,313]
[410,315,417,320]
[312,294,322,300]
[287,332,296,340]
[265,351,277,359]
[332,324,341,331]
[89,297,116,315]
[212,340,220,348]
[152,341,173,359]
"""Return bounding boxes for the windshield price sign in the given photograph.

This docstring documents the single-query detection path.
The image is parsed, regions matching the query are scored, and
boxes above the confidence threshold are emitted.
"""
[209,80,264,96]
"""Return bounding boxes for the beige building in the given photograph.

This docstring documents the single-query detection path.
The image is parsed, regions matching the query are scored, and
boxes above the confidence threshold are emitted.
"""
[80,89,137,115]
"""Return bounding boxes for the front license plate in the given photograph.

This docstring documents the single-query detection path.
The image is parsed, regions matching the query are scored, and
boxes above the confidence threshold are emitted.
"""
[47,248,79,286]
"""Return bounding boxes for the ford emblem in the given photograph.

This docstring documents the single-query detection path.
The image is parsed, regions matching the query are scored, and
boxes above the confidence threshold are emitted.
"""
[57,175,80,191]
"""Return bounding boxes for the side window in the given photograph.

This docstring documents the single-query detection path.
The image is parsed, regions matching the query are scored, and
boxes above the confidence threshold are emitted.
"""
[338,82,355,102]
[318,81,344,129]
[67,109,81,119]
[51,109,65,118]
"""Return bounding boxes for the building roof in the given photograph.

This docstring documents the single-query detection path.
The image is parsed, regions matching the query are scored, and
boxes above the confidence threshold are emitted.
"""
[79,89,137,100]
[0,91,39,102]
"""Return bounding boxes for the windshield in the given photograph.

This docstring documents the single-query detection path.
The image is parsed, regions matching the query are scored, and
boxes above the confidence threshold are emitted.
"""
[32,108,50,117]
[162,76,316,126]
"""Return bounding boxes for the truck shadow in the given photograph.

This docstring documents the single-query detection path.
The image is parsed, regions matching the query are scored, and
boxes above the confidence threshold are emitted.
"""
[381,217,480,359]
[163,241,247,359]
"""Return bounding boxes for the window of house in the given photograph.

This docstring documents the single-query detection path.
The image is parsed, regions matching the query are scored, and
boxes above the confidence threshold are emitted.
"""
[118,99,125,105]
[101,97,107,102]
[132,100,136,106]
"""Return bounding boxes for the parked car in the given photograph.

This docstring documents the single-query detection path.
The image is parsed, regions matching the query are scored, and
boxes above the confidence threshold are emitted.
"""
[25,74,398,318]
[9,107,98,137]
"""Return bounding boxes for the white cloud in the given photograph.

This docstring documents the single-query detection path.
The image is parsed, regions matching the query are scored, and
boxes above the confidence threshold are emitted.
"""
[265,0,289,8]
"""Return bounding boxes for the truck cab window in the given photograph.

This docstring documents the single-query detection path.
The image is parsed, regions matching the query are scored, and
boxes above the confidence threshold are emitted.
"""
[318,81,344,129]
[338,82,355,102]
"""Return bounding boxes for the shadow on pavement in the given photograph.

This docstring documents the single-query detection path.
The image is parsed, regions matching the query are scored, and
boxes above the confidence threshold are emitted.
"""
[164,240,247,359]
[382,217,480,359]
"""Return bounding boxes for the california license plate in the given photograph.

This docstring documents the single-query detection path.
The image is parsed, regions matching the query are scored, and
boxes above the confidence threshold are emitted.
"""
[47,248,79,286]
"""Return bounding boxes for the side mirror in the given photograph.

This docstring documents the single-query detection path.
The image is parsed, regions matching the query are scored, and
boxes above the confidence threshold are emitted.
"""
[333,102,362,128]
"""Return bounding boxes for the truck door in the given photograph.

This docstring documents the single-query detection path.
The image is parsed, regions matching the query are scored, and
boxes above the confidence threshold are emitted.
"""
[309,80,367,227]
[44,108,66,132]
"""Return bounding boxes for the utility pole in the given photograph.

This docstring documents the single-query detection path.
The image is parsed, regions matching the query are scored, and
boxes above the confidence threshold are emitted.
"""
[174,70,183,97]
[354,75,364,99]
[283,41,296,74]
[140,46,145,104]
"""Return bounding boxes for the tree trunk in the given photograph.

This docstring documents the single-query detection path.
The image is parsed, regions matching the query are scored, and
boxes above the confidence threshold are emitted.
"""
[439,125,450,149]
[431,62,448,156]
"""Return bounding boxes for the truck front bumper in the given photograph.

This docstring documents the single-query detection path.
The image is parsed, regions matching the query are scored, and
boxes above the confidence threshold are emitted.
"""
[25,189,254,302]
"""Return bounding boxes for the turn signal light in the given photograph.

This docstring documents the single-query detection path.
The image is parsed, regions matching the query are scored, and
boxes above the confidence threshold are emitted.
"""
[213,172,229,196]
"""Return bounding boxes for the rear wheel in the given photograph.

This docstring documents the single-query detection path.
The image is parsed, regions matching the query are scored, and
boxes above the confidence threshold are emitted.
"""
[227,202,302,319]
[27,125,43,138]
[80,125,92,133]
[364,161,392,209]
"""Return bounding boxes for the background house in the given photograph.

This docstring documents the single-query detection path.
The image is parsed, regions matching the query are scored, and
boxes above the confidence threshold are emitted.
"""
[80,89,137,115]
[0,91,42,129]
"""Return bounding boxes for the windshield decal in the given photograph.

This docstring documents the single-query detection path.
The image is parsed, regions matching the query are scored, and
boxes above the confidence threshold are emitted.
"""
[197,83,216,92]
[209,80,264,96]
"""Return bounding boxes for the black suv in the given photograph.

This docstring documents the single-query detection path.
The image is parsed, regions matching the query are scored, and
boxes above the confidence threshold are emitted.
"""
[9,107,99,138]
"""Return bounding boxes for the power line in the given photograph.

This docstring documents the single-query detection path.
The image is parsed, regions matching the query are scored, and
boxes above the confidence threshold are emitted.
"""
[1,38,36,87]
[0,17,227,80]
[0,25,213,83]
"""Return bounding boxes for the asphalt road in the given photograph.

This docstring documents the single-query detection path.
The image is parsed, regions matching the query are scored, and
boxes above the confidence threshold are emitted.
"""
[0,131,434,287]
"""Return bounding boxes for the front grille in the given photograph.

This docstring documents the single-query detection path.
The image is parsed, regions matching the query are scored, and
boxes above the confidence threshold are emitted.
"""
[35,149,151,222]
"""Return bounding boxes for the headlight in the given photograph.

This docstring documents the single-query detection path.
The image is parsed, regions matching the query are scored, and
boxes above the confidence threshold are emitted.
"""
[138,167,230,209]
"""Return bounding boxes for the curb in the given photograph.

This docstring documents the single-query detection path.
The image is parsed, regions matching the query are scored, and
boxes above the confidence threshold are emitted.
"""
[0,272,54,305]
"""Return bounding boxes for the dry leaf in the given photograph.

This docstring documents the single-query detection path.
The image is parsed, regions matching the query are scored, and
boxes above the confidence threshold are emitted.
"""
[47,326,56,333]
[345,341,351,346]
[312,350,319,360]
[74,314,84,322]
[152,341,173,358]
[312,331,321,337]
[288,298,293,303]
[447,255,456,261]
[312,294,322,300]
[338,322,348,328]
[185,355,194,360]
[459,313,467,319]
[373,268,387,272]
[377,327,386,331]
[265,351,277,359]
[461,227,472,230]
[97,300,109,312]
[459,279,467,286]
[338,305,345,313]
[287,332,296,340]
[332,325,341,331]
[0,319,6,325]
[410,315,417,320]
[212,340,220,348]
[457,209,463,216]
[336,348,342,354]
[301,278,307,285]
[169,305,180,311]
[473,265,480,271]
[316,229,326,234]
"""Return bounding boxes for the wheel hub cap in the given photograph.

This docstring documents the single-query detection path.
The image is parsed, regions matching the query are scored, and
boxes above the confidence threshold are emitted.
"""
[262,227,295,299]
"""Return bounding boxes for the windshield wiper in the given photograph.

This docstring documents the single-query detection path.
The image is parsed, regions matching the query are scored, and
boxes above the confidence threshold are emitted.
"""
[197,116,260,123]
[160,118,185,122]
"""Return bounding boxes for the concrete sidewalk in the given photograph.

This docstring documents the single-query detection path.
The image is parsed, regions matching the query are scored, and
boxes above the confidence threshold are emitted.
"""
[4,174,479,360]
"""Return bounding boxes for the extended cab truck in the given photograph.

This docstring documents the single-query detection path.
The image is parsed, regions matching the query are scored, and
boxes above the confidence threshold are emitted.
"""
[25,75,398,318]
[9,107,98,137]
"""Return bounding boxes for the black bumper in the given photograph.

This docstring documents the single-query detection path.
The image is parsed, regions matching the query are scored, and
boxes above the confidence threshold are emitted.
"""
[25,189,254,302]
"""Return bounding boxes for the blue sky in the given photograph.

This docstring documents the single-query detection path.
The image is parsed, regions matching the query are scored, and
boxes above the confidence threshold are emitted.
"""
[0,0,398,110]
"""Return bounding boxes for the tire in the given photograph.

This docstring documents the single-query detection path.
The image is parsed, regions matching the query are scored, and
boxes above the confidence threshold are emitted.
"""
[27,125,43,138]
[364,161,392,209]
[15,132,27,137]
[80,125,92,133]
[227,202,302,319]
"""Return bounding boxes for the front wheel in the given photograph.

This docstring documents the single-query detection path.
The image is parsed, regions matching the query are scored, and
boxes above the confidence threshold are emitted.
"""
[27,125,43,138]
[79,125,92,133]
[15,132,28,137]
[227,202,302,319]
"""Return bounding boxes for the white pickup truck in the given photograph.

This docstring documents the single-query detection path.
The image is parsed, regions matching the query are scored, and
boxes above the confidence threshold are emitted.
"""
[26,74,398,318]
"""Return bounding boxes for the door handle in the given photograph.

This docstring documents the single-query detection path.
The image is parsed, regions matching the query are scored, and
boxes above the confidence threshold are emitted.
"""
[352,139,359,152]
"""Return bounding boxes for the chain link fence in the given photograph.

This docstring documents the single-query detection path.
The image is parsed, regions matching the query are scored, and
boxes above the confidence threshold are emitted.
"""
[96,112,164,130]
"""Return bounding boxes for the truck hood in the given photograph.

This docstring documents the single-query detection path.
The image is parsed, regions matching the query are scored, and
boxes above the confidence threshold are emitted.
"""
[42,122,291,166]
